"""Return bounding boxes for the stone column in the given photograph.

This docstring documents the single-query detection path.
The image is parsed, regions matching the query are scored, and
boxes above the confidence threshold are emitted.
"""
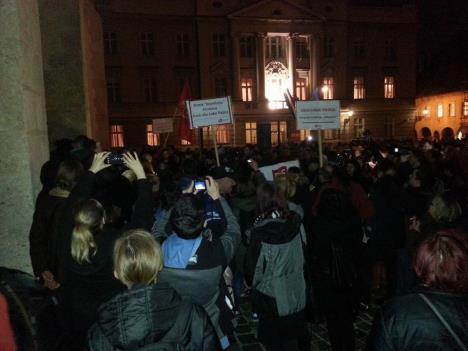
[288,33,298,94]
[231,33,241,100]
[256,33,266,101]
[0,0,50,272]
[308,34,320,92]
[38,0,109,148]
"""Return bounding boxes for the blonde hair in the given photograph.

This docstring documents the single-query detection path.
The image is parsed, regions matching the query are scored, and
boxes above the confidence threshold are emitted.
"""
[113,230,163,288]
[71,199,104,264]
[274,174,297,200]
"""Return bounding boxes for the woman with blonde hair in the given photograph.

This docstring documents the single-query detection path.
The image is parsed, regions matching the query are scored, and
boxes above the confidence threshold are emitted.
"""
[57,152,154,351]
[88,230,217,350]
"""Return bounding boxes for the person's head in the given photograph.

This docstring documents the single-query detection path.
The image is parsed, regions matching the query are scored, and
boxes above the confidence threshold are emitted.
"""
[414,230,468,294]
[113,230,163,289]
[317,188,352,218]
[71,199,105,264]
[169,194,205,239]
[274,174,296,200]
[256,182,288,216]
[56,159,84,191]
[428,194,462,223]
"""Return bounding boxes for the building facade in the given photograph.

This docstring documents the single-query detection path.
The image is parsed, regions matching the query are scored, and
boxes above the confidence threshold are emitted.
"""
[98,0,417,149]
[415,90,468,140]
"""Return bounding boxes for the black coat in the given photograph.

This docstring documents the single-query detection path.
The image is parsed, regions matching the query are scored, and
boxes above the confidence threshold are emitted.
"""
[88,282,218,351]
[366,289,468,351]
[56,171,154,350]
[29,187,69,277]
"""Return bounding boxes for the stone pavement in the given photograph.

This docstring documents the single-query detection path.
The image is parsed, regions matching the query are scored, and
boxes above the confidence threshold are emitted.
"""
[228,298,377,351]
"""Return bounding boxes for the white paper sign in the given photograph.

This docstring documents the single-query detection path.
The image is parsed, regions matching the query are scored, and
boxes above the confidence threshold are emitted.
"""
[152,118,173,133]
[186,97,233,129]
[259,160,300,182]
[296,100,341,130]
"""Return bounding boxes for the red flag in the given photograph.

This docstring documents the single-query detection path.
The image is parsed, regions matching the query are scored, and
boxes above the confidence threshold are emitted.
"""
[177,79,194,144]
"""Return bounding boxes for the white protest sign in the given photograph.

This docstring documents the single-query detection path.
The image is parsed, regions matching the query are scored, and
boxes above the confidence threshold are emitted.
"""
[296,100,341,130]
[152,118,173,133]
[186,97,233,129]
[259,160,300,182]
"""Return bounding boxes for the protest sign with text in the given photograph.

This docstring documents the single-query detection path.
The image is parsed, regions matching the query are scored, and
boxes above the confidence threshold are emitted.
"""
[296,100,340,130]
[186,97,233,129]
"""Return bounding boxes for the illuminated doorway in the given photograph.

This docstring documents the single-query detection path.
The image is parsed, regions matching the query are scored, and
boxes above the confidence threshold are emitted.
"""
[265,60,290,109]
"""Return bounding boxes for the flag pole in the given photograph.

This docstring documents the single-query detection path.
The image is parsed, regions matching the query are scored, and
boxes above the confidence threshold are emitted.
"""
[212,126,220,167]
[317,129,323,168]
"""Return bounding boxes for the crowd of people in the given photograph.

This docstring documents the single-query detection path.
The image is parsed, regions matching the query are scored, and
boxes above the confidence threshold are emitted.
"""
[14,134,468,350]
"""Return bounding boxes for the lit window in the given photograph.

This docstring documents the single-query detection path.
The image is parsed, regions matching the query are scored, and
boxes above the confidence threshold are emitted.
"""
[422,106,430,118]
[104,32,118,55]
[295,78,307,101]
[146,124,160,146]
[323,37,335,58]
[449,103,456,117]
[240,36,254,58]
[384,38,397,61]
[216,125,229,144]
[353,39,365,59]
[212,34,226,57]
[464,101,468,117]
[384,76,394,99]
[143,78,157,103]
[106,67,121,103]
[181,139,192,145]
[214,78,227,97]
[241,78,253,102]
[300,130,310,141]
[353,76,365,100]
[322,77,334,100]
[295,39,308,60]
[176,34,190,57]
[271,121,288,146]
[245,122,257,144]
[267,37,283,59]
[437,104,444,118]
[353,117,365,138]
[110,125,124,148]
[140,32,154,57]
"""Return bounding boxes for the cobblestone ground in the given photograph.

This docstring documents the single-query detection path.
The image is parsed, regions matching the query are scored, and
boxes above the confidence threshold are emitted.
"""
[228,297,377,351]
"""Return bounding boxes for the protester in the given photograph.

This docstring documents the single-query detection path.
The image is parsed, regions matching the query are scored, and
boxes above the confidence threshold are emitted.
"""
[366,230,468,350]
[88,230,217,350]
[155,178,241,350]
[244,182,308,351]
[29,159,84,289]
[56,152,153,351]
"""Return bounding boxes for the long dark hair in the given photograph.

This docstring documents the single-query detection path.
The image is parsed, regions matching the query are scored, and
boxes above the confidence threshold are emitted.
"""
[256,182,288,218]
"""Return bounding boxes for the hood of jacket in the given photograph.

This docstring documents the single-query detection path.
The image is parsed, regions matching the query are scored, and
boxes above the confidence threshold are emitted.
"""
[253,212,302,245]
[96,282,183,350]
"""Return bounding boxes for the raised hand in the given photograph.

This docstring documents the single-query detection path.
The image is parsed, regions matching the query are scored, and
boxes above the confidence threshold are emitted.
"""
[206,176,220,200]
[123,152,146,180]
[89,152,111,174]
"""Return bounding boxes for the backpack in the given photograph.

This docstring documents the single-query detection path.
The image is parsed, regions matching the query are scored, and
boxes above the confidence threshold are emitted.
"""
[0,267,63,351]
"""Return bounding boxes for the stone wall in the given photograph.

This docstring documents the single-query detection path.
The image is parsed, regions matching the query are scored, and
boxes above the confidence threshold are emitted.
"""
[0,0,50,272]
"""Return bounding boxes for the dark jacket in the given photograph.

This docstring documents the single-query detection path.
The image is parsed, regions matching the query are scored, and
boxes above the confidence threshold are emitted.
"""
[29,187,69,277]
[366,289,468,351]
[244,212,306,342]
[157,198,241,349]
[56,171,154,350]
[88,282,218,351]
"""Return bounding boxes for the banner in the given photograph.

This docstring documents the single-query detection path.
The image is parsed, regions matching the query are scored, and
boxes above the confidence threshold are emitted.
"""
[259,160,300,182]
[152,118,173,133]
[186,97,233,129]
[177,79,194,144]
[296,100,340,130]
